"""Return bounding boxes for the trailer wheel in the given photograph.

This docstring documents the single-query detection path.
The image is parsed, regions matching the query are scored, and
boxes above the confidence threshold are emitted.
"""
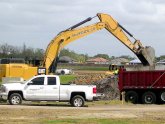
[160,92,165,102]
[125,91,138,104]
[142,91,156,104]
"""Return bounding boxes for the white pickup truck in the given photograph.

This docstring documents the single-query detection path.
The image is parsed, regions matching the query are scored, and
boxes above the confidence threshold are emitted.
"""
[0,75,97,107]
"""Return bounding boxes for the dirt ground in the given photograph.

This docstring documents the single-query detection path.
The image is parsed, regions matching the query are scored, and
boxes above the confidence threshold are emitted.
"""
[0,102,165,124]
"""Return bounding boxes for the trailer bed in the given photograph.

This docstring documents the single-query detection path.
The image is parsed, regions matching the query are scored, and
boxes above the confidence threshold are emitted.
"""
[119,69,165,91]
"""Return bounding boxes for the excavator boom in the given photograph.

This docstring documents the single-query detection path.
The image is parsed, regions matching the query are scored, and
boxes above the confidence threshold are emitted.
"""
[97,13,155,66]
[43,22,105,72]
[43,13,155,73]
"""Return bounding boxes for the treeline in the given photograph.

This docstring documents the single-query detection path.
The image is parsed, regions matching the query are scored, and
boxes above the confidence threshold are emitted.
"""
[0,43,44,60]
[0,43,89,62]
[0,43,163,62]
[59,49,89,62]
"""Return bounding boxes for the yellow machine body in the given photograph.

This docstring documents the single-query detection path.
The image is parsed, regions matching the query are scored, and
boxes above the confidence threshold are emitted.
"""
[0,64,37,80]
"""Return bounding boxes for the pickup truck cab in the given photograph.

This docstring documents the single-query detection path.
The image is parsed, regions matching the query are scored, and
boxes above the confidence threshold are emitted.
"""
[0,75,97,107]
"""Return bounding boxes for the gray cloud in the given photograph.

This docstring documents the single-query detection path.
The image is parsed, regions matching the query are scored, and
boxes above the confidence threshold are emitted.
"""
[0,0,165,57]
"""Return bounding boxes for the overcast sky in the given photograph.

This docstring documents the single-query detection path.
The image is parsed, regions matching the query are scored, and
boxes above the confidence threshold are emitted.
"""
[0,0,165,57]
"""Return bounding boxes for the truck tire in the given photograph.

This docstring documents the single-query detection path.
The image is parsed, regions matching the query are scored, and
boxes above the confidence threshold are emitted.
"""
[125,91,138,104]
[61,70,65,75]
[9,93,22,105]
[71,95,85,107]
[142,91,156,104]
[160,91,165,102]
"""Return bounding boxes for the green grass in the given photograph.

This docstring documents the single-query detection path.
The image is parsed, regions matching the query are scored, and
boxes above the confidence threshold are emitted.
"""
[45,118,162,124]
[78,66,108,71]
[59,75,77,84]
[58,65,108,71]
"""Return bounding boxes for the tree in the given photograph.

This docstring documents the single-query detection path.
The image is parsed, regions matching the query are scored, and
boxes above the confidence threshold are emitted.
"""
[0,43,45,60]
[0,43,14,58]
[118,55,135,61]
[156,55,165,62]
[59,48,89,63]
[94,54,110,60]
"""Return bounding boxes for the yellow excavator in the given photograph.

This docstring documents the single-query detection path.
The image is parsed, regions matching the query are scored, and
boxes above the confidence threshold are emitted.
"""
[0,13,155,80]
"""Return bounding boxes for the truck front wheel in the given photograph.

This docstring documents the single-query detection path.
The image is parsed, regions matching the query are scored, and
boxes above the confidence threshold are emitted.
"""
[71,95,85,107]
[142,91,156,104]
[125,91,138,104]
[9,93,22,105]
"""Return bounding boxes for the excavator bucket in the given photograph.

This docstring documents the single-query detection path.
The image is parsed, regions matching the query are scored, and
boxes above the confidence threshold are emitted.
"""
[136,46,155,66]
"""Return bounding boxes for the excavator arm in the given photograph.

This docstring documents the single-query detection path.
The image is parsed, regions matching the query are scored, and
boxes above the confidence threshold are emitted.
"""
[43,22,105,72]
[97,13,155,66]
[43,13,155,73]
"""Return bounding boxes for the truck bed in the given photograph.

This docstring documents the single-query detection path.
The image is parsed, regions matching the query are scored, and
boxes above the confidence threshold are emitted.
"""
[118,69,165,91]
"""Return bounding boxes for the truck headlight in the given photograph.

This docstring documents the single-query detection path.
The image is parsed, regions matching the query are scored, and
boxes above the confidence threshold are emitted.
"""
[0,85,7,93]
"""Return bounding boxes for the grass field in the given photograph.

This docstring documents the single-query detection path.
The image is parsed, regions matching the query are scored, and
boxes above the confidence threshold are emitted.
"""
[58,65,109,71]
[45,118,161,124]
[59,75,77,84]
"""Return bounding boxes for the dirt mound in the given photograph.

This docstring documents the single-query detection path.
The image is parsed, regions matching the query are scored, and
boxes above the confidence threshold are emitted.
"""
[71,73,120,100]
[93,76,120,100]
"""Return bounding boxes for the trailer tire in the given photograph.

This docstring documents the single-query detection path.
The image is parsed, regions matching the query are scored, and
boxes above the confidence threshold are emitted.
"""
[160,91,165,102]
[125,91,138,104]
[71,95,85,107]
[9,93,22,105]
[142,91,156,104]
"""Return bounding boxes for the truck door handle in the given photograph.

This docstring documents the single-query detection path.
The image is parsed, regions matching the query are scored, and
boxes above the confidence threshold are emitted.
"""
[40,87,44,89]
[53,87,58,89]
[30,89,39,90]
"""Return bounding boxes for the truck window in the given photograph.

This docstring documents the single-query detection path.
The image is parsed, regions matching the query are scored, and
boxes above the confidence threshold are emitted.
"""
[48,77,56,85]
[31,77,44,85]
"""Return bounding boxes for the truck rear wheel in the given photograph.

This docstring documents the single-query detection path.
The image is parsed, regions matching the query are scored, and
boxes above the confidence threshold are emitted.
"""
[125,91,138,104]
[71,95,85,107]
[142,91,156,104]
[9,93,22,105]
[160,92,165,102]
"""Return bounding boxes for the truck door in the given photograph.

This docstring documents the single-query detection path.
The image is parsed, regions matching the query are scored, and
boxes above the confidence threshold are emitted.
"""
[44,77,59,100]
[24,77,45,100]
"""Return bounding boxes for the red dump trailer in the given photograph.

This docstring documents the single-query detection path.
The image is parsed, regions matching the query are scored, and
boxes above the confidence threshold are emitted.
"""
[118,69,165,104]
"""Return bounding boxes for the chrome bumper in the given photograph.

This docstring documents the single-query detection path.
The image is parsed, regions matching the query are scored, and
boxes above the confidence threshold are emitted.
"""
[93,93,105,101]
[0,93,8,100]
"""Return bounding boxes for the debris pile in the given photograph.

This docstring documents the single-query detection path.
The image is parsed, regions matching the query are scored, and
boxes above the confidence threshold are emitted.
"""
[72,73,107,84]
[71,72,120,100]
[93,76,120,100]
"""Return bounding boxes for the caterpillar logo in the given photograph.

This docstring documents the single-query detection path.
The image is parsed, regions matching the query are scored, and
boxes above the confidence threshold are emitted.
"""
[72,27,96,37]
